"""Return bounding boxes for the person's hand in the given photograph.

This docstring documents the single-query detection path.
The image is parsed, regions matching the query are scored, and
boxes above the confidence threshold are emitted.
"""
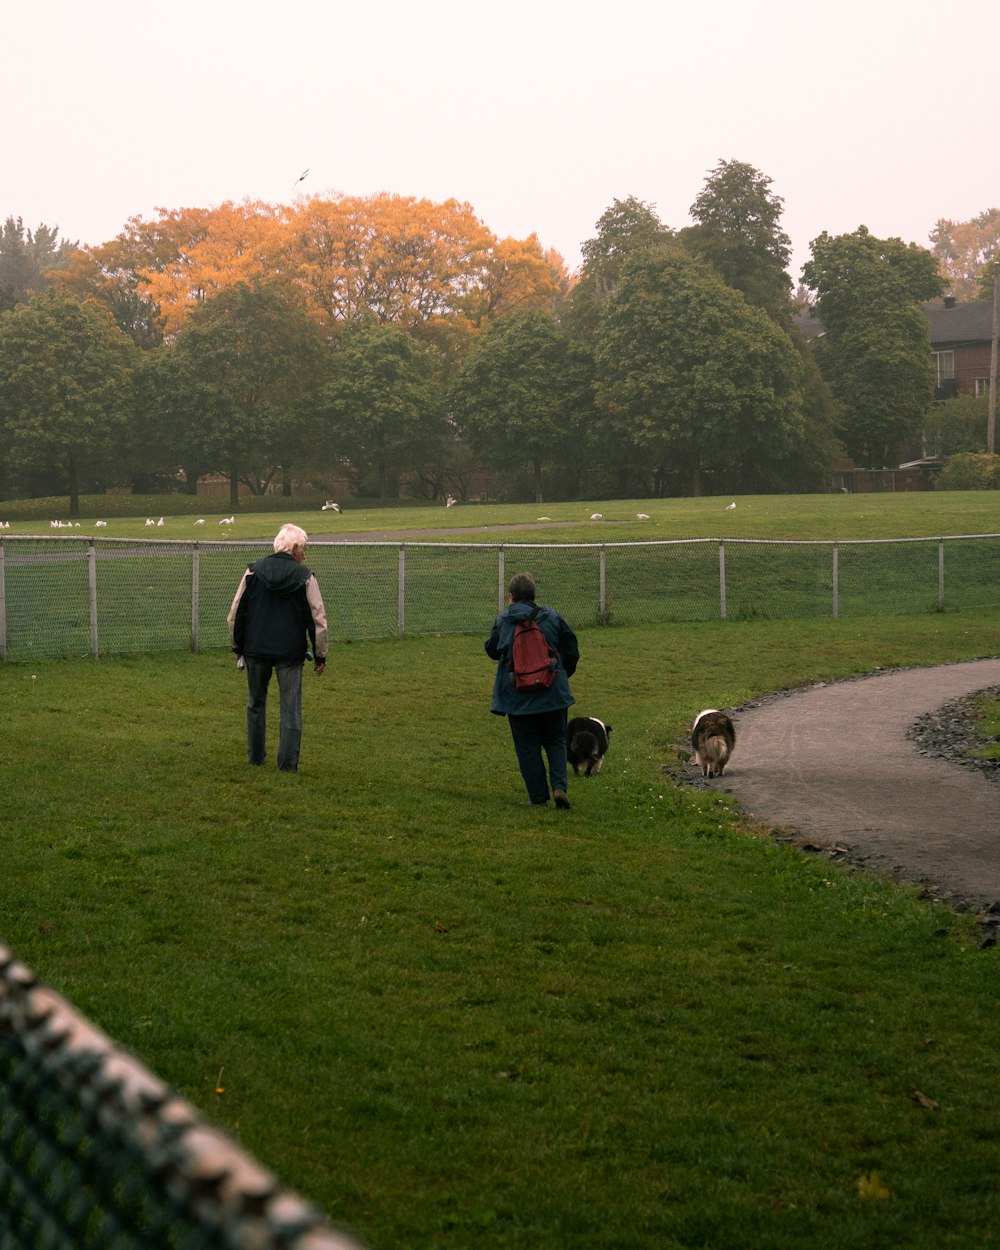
[314,660,326,676]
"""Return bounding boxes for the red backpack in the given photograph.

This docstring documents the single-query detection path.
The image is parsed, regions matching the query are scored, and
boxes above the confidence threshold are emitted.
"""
[511,605,559,692]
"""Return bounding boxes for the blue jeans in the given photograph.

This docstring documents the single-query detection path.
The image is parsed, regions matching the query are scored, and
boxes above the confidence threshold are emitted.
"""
[507,709,569,804]
[245,659,304,772]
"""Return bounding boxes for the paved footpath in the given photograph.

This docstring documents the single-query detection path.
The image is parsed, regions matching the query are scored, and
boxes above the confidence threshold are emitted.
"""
[714,659,1000,910]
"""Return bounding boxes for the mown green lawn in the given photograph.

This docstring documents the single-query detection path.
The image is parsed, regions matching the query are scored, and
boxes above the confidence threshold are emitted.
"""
[3,487,1000,542]
[3,604,1000,1249]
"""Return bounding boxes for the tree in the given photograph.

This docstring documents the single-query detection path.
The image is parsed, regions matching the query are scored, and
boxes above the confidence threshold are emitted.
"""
[929,209,1000,301]
[0,291,137,513]
[924,394,988,457]
[802,227,945,466]
[0,217,80,307]
[153,282,327,509]
[681,159,792,323]
[565,197,671,346]
[450,310,595,503]
[595,248,811,496]
[317,322,445,502]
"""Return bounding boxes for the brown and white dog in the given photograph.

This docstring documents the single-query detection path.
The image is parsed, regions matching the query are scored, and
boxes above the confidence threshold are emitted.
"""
[690,709,736,778]
[567,716,612,776]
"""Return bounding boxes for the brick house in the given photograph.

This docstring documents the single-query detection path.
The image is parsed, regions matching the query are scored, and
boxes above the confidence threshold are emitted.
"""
[925,297,996,400]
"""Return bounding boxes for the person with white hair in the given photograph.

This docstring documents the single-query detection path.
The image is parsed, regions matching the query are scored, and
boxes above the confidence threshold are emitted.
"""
[227,523,328,772]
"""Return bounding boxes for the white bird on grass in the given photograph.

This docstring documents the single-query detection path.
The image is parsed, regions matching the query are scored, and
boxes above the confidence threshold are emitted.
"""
[725,502,736,511]
[590,512,603,520]
[219,516,235,525]
[537,516,551,522]
[145,518,156,526]
[446,495,457,507]
[156,517,164,527]
[95,520,107,527]
[636,513,650,520]
[194,518,205,525]
[321,500,341,512]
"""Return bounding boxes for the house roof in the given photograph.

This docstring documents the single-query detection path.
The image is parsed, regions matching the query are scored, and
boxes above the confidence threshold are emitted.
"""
[924,299,996,347]
[794,299,996,347]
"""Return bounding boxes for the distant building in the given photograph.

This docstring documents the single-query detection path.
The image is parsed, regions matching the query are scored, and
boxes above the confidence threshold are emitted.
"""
[924,297,995,401]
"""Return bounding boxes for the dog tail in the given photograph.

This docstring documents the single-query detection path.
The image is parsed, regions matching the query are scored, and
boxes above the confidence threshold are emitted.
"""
[699,734,730,777]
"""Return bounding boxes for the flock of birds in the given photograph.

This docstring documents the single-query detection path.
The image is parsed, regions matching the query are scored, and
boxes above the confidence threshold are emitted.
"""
[6,500,740,534]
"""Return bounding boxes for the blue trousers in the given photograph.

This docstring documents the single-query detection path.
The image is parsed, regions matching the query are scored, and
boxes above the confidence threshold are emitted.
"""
[507,708,569,804]
[245,659,304,772]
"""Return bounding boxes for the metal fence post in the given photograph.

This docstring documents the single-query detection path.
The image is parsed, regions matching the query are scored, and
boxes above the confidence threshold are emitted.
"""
[88,540,99,657]
[832,542,839,618]
[191,543,200,652]
[938,538,945,610]
[398,544,406,636]
[0,540,6,661]
[498,546,506,612]
[599,545,607,625]
[719,540,727,620]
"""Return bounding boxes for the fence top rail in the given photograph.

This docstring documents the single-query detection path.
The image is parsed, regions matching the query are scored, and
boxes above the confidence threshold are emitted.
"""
[2,532,1000,550]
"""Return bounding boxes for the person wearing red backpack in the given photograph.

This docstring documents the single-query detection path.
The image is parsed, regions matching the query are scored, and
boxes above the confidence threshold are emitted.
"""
[485,571,580,808]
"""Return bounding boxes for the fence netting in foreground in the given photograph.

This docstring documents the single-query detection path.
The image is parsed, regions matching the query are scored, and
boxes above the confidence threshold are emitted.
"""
[2,533,1000,661]
[0,946,363,1250]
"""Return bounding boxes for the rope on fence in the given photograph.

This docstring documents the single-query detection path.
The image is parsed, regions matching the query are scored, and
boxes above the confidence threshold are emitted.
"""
[0,944,363,1250]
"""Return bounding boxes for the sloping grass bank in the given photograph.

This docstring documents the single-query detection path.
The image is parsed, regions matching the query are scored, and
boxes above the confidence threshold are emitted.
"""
[2,611,999,1249]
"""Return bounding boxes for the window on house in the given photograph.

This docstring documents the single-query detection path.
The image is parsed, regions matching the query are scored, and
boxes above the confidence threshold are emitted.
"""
[933,351,955,384]
[975,378,990,398]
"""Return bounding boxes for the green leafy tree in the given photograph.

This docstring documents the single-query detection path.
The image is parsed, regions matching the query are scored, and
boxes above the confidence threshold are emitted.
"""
[0,291,137,513]
[153,282,327,509]
[802,227,945,466]
[450,310,595,503]
[595,248,811,496]
[0,217,80,306]
[681,159,793,323]
[317,322,445,502]
[924,394,988,457]
[565,197,672,344]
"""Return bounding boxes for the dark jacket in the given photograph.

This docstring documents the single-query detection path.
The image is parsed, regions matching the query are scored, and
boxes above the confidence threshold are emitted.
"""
[485,600,579,717]
[227,552,328,663]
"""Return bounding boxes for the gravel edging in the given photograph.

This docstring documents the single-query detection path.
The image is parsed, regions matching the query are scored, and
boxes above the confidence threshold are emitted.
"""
[906,685,1000,785]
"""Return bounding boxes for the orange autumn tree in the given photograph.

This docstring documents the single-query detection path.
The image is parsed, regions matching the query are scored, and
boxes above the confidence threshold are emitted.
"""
[57,193,564,353]
[473,234,563,322]
[57,200,286,339]
[286,193,561,331]
[287,193,492,330]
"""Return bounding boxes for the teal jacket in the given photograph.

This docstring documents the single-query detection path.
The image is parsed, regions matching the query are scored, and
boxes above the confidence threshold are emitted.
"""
[485,600,579,717]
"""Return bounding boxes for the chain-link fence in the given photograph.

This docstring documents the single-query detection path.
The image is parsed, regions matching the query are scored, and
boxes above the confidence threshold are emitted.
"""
[0,946,362,1250]
[2,533,1000,662]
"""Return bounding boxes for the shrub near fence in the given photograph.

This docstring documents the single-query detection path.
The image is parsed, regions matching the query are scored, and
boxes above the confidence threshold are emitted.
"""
[1,534,1000,662]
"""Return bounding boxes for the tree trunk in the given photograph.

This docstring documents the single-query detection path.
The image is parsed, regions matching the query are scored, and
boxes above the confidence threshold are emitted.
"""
[282,466,292,497]
[229,468,240,512]
[533,457,544,505]
[68,454,80,517]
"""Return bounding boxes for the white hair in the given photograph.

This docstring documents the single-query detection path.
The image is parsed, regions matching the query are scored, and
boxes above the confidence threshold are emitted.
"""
[273,523,308,554]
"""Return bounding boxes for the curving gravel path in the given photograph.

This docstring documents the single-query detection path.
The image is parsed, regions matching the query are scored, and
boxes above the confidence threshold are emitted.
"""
[697,660,1000,914]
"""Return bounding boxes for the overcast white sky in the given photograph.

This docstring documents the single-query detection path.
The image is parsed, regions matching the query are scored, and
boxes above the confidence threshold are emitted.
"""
[5,0,995,284]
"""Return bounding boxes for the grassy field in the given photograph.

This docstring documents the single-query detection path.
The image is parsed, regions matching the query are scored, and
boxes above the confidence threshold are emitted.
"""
[3,488,1000,542]
[3,600,1000,1248]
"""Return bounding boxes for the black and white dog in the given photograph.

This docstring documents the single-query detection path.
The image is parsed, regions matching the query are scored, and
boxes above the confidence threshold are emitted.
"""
[690,709,736,778]
[567,717,612,776]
